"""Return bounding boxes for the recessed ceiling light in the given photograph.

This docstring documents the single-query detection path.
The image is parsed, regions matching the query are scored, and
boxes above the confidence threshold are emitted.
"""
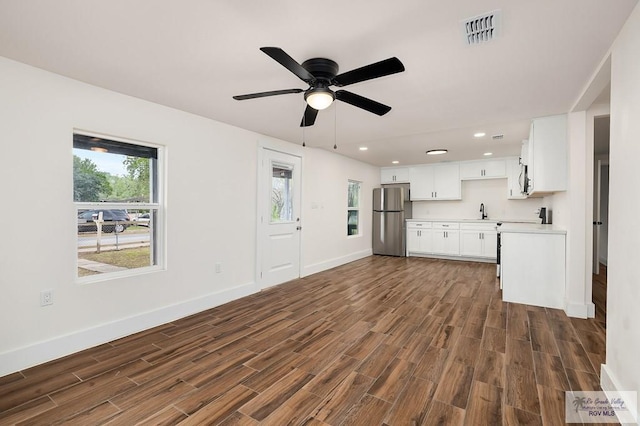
[359,147,368,151]
[391,160,399,164]
[474,132,486,138]
[426,149,448,155]
[483,152,493,156]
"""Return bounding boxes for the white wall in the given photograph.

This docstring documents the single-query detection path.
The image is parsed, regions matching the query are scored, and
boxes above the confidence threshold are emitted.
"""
[0,56,379,376]
[302,147,378,276]
[603,2,640,418]
[412,178,545,222]
[561,111,593,318]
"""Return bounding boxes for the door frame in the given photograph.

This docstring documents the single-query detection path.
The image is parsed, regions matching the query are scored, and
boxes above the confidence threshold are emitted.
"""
[256,139,305,290]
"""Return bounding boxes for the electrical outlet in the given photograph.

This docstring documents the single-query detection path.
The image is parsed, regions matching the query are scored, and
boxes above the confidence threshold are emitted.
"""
[40,290,53,306]
[214,263,222,274]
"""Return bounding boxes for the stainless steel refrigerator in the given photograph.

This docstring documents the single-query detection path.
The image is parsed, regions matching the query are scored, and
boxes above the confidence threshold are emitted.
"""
[373,186,411,256]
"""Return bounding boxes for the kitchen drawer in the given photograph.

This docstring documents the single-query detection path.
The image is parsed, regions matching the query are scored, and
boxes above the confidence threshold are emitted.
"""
[407,222,432,229]
[432,222,459,230]
[460,222,497,231]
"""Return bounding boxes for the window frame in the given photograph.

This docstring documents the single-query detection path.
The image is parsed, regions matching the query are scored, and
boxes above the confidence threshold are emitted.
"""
[74,130,165,283]
[347,180,361,237]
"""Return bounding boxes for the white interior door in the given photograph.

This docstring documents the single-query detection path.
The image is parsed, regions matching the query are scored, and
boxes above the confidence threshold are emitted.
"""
[259,149,302,288]
[593,159,602,274]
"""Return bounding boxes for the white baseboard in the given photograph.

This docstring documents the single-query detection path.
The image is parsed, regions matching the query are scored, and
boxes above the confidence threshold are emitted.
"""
[302,249,372,277]
[0,282,257,378]
[565,301,595,319]
[601,364,638,425]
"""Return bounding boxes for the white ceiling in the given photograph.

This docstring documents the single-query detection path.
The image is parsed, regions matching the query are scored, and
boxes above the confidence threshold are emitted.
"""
[0,0,635,166]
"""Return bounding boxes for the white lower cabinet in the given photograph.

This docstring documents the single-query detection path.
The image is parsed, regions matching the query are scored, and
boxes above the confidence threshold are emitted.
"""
[460,224,497,259]
[407,220,497,261]
[430,222,460,256]
[460,231,483,257]
[407,223,432,254]
[432,229,460,256]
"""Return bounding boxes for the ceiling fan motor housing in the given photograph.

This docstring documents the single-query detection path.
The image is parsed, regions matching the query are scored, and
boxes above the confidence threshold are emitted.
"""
[301,58,339,81]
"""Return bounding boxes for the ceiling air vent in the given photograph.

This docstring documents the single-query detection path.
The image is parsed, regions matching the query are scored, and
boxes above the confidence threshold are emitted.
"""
[462,10,501,45]
[492,134,504,140]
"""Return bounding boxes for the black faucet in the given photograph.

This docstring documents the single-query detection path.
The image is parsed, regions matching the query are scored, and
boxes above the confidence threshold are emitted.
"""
[480,203,487,220]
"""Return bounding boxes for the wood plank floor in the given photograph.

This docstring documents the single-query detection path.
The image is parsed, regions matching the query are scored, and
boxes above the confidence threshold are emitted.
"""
[0,257,610,425]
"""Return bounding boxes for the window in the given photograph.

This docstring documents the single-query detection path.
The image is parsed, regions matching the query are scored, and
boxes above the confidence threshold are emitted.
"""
[73,133,163,280]
[347,180,361,236]
[271,164,293,222]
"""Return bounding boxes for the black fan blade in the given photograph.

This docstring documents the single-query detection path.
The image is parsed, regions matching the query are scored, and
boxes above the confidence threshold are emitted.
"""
[233,88,304,100]
[333,57,405,87]
[260,47,315,83]
[335,90,391,116]
[300,104,319,127]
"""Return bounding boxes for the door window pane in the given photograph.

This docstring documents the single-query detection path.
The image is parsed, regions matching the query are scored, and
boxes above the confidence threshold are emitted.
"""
[347,180,361,236]
[271,164,293,222]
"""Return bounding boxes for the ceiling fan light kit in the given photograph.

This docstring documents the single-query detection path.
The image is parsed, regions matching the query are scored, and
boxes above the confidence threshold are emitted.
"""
[233,47,405,127]
[305,87,334,110]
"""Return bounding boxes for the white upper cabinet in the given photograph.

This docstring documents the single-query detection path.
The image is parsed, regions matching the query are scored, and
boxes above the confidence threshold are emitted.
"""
[409,164,461,200]
[527,114,567,195]
[380,167,410,184]
[459,159,507,180]
[506,157,527,199]
[409,165,434,199]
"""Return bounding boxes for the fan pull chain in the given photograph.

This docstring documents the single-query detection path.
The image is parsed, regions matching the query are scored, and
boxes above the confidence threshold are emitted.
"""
[333,102,337,150]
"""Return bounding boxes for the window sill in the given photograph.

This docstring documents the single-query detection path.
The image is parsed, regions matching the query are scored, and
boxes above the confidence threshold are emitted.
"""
[77,265,165,285]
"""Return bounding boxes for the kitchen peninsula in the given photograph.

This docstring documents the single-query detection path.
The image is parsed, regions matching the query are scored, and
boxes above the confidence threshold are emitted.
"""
[498,222,567,309]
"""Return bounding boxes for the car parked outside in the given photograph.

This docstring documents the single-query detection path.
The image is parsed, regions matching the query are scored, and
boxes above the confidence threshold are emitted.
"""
[77,209,130,233]
[134,213,151,227]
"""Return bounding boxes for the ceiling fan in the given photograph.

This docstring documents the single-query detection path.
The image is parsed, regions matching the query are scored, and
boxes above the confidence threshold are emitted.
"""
[233,47,405,127]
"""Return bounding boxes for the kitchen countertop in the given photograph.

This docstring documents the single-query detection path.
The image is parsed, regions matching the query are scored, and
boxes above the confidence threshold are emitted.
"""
[497,222,566,235]
[406,218,539,224]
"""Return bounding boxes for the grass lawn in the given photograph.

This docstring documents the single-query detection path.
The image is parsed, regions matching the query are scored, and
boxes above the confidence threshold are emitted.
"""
[78,246,151,271]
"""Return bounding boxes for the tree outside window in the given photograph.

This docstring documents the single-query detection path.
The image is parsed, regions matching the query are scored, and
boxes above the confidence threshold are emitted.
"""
[348,180,361,236]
